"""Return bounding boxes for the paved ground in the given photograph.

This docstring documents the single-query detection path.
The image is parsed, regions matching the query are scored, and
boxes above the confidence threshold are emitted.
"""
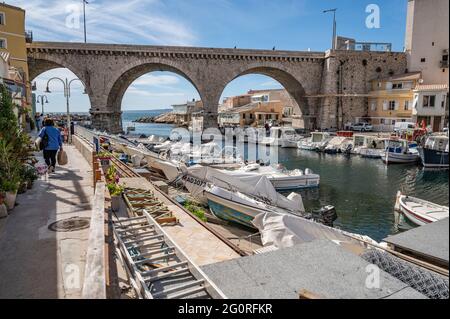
[0,145,93,299]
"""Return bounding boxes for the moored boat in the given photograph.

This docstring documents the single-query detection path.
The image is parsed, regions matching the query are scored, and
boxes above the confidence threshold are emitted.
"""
[394,191,449,226]
[221,163,320,190]
[382,138,420,164]
[418,134,449,169]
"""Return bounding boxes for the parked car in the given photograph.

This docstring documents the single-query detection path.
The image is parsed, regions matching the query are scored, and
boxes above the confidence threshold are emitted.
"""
[351,123,373,132]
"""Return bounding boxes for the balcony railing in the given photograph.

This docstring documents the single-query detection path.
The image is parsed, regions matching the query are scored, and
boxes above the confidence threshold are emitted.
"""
[25,30,33,43]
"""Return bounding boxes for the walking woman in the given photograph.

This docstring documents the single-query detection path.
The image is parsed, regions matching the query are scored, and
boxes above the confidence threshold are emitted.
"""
[38,118,63,173]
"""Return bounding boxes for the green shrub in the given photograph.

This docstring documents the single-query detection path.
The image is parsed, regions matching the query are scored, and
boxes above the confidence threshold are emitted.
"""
[184,200,208,222]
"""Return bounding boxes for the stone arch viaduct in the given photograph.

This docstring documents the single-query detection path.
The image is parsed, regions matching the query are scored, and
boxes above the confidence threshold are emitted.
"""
[27,42,407,133]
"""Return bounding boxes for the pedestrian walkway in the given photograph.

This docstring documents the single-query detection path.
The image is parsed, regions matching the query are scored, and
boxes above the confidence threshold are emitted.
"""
[0,145,93,298]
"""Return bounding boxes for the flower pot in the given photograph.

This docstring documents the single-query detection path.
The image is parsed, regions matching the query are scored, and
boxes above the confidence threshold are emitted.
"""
[4,191,17,210]
[18,183,27,194]
[111,195,121,212]
[0,203,8,218]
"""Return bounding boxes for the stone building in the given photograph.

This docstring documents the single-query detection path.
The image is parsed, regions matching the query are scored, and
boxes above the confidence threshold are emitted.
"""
[366,72,420,131]
[218,101,284,127]
[404,0,449,129]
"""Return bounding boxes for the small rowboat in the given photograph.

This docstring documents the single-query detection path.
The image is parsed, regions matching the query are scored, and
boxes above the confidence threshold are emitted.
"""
[395,191,449,226]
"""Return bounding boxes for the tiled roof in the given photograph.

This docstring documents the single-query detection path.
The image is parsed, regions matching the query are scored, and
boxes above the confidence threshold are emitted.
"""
[414,84,449,91]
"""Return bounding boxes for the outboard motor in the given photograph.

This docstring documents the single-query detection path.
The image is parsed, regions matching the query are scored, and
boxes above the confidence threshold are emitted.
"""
[312,205,337,227]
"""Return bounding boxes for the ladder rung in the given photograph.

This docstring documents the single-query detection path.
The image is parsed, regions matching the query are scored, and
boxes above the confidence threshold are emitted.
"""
[116,216,147,223]
[121,230,157,239]
[152,280,205,298]
[134,253,177,265]
[129,240,166,250]
[141,261,188,277]
[133,246,175,259]
[167,286,208,299]
[116,221,150,229]
[125,234,164,245]
[144,267,190,283]
[118,225,154,234]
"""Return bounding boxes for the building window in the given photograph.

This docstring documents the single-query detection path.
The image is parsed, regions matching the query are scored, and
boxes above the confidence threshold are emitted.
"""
[442,95,446,108]
[420,58,426,63]
[423,95,436,107]
[0,12,5,25]
[389,101,396,111]
[249,113,253,119]
[0,38,6,49]
[404,101,409,111]
[370,101,377,111]
[242,114,245,120]
[380,119,385,124]
[392,83,403,89]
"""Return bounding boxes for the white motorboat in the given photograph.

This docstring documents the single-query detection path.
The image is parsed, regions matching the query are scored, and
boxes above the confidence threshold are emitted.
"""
[222,163,320,190]
[323,136,350,154]
[395,191,449,226]
[298,132,331,151]
[248,127,302,147]
[382,138,420,164]
[182,165,307,228]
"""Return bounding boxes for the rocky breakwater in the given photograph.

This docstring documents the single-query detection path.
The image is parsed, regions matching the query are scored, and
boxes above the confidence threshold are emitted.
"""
[133,112,176,124]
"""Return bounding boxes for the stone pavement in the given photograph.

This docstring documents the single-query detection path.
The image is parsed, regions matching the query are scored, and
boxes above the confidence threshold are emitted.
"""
[0,145,93,299]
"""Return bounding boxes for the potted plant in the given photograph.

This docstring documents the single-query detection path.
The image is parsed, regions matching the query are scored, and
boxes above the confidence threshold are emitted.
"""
[1,179,19,211]
[23,165,38,189]
[107,183,124,212]
[97,151,112,166]
[0,193,7,218]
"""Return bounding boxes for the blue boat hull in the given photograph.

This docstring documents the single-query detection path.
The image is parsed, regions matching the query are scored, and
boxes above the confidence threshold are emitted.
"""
[419,147,449,168]
[207,200,257,229]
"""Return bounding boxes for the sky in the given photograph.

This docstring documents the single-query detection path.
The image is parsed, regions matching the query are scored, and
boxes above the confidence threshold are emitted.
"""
[13,0,408,113]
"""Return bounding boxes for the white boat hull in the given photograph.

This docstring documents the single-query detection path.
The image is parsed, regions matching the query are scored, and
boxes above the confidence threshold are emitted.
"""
[396,194,449,226]
[382,152,419,164]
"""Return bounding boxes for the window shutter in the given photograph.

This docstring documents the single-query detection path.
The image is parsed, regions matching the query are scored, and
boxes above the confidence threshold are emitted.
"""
[383,101,388,111]
[386,82,393,90]
[395,101,399,110]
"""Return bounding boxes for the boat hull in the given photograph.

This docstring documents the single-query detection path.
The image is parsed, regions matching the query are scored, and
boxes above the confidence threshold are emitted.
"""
[396,195,449,226]
[269,175,320,190]
[418,147,449,168]
[382,152,419,164]
[205,190,268,228]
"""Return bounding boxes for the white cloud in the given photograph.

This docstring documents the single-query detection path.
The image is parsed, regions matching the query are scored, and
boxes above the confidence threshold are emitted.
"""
[12,0,197,46]
[125,87,185,97]
[259,80,282,87]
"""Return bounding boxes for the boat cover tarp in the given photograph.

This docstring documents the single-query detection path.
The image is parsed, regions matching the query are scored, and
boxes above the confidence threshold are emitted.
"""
[184,165,301,212]
[252,212,373,249]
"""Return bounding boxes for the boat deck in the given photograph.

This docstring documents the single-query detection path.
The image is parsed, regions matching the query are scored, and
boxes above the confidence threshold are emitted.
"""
[383,218,449,269]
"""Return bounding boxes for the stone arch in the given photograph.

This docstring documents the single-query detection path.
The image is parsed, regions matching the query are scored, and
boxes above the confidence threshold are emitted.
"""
[28,54,90,92]
[221,64,310,117]
[106,59,205,114]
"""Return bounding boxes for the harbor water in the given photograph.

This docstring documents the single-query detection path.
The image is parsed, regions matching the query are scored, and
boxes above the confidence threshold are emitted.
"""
[121,112,449,242]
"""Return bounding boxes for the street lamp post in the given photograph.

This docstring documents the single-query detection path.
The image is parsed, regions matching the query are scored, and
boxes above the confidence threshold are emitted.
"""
[45,78,86,144]
[36,95,49,114]
[323,8,337,50]
[83,0,89,43]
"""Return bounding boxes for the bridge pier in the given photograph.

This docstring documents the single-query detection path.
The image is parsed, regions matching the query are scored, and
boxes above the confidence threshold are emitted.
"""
[90,111,123,134]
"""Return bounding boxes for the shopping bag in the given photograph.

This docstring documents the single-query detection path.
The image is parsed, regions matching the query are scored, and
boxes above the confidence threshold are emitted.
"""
[57,150,68,165]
